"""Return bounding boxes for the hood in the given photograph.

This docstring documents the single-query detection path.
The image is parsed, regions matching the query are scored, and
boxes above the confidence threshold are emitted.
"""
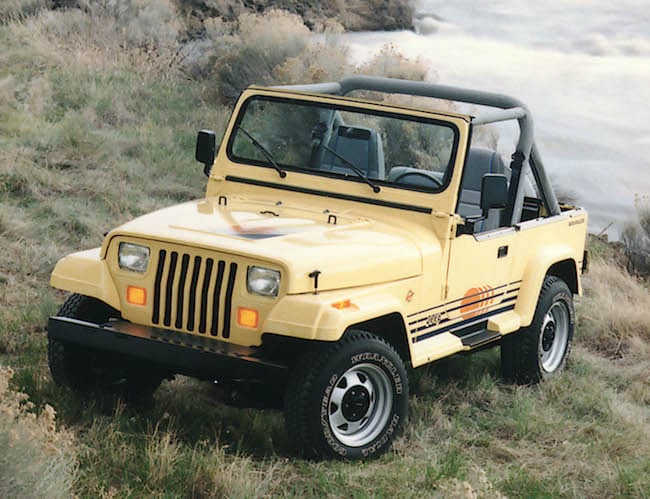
[107,198,425,293]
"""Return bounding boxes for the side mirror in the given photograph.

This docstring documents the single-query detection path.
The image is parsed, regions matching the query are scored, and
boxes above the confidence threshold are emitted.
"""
[480,173,508,215]
[196,130,216,177]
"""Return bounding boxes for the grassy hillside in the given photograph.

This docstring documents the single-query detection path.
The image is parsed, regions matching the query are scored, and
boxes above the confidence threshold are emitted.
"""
[1,3,649,497]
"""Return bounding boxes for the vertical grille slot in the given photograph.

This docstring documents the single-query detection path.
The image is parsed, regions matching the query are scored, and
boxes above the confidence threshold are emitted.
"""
[210,261,226,336]
[174,254,190,329]
[186,256,202,331]
[198,259,214,334]
[152,250,167,325]
[151,250,239,339]
[163,252,178,327]
[222,263,238,339]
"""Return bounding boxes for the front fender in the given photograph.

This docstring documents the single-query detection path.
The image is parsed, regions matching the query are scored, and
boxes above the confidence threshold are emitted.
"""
[516,245,578,328]
[263,282,410,342]
[50,248,121,310]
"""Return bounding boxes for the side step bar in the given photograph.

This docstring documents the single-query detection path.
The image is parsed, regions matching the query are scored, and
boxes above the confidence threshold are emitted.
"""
[459,329,502,349]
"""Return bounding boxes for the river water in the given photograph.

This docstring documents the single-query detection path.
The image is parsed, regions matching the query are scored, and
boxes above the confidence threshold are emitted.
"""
[343,0,650,237]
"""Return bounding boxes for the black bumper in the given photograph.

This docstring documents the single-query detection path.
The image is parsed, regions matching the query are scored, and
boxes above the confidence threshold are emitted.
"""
[47,316,288,384]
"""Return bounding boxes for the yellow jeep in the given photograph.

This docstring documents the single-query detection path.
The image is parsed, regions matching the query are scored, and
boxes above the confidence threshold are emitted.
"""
[47,76,588,460]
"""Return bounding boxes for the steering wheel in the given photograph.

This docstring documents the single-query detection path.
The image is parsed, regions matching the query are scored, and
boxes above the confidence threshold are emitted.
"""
[392,170,443,188]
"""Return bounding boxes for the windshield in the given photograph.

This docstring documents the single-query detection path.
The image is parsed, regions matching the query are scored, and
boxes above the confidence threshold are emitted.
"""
[228,95,458,192]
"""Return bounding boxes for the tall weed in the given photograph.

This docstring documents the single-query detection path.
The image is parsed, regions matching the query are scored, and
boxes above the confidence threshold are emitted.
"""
[0,0,50,23]
[579,254,650,359]
[0,366,76,498]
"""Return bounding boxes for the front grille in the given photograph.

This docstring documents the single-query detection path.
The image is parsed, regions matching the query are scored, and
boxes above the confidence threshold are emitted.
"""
[152,250,238,338]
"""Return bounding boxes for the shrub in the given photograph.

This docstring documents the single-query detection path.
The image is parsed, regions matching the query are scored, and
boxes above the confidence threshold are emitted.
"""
[212,9,311,102]
[0,366,76,498]
[0,0,51,23]
[359,44,428,81]
[621,195,650,276]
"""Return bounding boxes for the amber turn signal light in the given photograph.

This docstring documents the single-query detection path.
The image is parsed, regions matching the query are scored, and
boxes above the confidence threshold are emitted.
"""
[126,286,147,306]
[237,307,259,328]
[331,299,358,310]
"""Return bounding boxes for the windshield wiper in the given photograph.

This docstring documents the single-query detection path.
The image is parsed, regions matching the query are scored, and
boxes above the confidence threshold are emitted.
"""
[237,126,287,178]
[321,143,380,193]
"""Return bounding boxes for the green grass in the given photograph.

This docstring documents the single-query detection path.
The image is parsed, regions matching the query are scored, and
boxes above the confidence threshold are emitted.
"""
[1,4,649,498]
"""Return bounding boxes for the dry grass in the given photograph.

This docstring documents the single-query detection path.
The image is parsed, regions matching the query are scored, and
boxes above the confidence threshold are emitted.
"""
[579,253,650,359]
[0,366,76,499]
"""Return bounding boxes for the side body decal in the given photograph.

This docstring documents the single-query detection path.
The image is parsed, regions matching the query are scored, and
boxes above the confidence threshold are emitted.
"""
[408,281,521,343]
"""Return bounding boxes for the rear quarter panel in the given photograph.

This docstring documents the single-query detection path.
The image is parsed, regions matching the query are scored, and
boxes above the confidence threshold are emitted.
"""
[509,208,588,328]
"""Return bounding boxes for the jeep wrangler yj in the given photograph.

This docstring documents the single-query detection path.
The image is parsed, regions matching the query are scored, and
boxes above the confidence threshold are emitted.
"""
[47,76,588,460]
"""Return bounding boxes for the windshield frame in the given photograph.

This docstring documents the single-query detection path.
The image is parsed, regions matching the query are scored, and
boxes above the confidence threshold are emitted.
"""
[225,94,460,195]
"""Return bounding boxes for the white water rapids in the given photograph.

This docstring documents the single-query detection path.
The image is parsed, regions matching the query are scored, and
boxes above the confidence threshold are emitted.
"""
[343,0,650,238]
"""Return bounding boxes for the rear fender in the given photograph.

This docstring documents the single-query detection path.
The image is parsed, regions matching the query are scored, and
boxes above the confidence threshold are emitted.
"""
[516,245,579,328]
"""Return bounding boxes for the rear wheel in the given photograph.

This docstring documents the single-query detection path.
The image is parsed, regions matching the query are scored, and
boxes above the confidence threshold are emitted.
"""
[285,330,408,460]
[48,293,164,403]
[501,276,574,383]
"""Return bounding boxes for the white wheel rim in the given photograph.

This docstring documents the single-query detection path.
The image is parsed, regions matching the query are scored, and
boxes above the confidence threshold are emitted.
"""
[327,363,393,447]
[539,301,570,372]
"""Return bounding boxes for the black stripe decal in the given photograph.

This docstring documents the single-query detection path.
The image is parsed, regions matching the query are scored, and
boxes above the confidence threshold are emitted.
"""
[408,288,520,327]
[406,280,522,318]
[222,262,238,339]
[413,304,516,343]
[152,250,166,325]
[225,175,433,214]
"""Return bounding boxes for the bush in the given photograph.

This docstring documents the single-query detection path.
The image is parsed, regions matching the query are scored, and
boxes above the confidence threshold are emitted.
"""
[621,195,650,276]
[0,366,76,498]
[0,0,51,23]
[208,9,357,103]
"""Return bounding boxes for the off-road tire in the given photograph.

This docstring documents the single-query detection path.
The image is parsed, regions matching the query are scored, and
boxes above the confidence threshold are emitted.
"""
[501,276,574,383]
[285,330,408,460]
[48,293,163,402]
[48,294,118,390]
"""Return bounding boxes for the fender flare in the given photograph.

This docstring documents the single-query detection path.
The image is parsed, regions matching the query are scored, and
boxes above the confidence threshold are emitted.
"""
[516,245,579,327]
[50,248,121,310]
[263,288,407,343]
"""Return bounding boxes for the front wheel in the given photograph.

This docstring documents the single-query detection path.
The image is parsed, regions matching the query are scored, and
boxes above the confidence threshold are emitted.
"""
[501,276,574,383]
[285,330,408,460]
[49,293,164,403]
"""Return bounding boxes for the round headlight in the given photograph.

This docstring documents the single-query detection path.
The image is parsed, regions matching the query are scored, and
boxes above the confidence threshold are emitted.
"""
[247,266,280,297]
[118,243,150,273]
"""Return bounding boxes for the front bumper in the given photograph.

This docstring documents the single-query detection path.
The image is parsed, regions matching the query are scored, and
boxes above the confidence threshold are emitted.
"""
[47,316,288,384]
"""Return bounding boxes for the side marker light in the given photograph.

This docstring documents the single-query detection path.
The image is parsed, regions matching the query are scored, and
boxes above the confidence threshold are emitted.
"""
[331,299,358,310]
